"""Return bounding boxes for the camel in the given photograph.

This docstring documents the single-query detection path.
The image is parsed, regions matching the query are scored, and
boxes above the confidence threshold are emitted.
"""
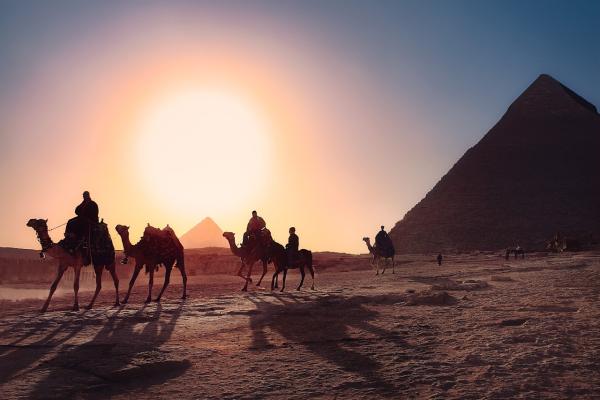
[266,239,315,292]
[505,247,525,260]
[115,225,187,303]
[26,218,119,312]
[222,231,273,291]
[362,237,395,275]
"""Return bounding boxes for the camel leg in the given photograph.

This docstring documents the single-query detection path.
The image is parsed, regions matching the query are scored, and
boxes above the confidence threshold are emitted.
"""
[107,262,120,306]
[86,265,103,309]
[72,265,82,311]
[242,262,254,292]
[256,260,268,287]
[308,265,315,290]
[271,271,279,291]
[41,264,68,313]
[375,258,380,275]
[179,265,187,299]
[155,265,172,302]
[381,258,387,274]
[123,264,142,304]
[297,267,305,291]
[236,261,252,283]
[280,269,288,292]
[146,267,155,303]
[392,256,395,274]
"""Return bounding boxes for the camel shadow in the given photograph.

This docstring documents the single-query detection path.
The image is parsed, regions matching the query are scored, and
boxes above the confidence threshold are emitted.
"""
[0,316,89,385]
[247,292,410,394]
[25,303,188,399]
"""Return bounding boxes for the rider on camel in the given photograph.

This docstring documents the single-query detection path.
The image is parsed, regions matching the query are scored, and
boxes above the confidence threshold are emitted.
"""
[375,225,390,249]
[286,227,299,265]
[243,210,266,247]
[63,191,99,258]
[75,191,99,226]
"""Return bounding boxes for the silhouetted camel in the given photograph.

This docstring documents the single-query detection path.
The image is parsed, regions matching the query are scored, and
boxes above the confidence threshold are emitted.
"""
[115,225,187,303]
[505,247,525,260]
[26,218,119,312]
[265,237,315,291]
[222,231,273,291]
[362,237,395,274]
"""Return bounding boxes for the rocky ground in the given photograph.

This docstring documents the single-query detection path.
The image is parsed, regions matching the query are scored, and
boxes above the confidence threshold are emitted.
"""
[1,252,600,399]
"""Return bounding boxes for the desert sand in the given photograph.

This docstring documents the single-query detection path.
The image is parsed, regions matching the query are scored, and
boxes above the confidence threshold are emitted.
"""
[1,252,600,399]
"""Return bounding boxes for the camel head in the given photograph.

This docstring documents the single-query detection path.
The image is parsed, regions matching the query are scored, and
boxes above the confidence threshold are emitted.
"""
[222,232,235,241]
[26,218,48,232]
[115,224,130,236]
[362,237,371,244]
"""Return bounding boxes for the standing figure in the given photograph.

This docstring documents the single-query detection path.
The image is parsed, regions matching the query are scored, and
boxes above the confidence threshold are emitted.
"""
[437,253,443,266]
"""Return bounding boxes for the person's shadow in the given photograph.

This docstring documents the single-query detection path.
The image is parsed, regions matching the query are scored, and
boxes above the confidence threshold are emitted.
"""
[247,293,411,394]
[26,303,189,399]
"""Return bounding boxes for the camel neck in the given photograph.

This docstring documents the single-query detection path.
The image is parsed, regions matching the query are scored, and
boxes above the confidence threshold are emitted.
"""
[37,229,54,252]
[119,233,134,256]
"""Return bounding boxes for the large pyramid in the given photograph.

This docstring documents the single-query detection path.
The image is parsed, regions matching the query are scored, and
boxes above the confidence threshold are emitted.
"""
[180,217,226,249]
[390,74,600,253]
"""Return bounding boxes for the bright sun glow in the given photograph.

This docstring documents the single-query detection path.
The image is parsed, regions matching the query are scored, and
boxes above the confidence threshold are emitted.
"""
[134,87,271,217]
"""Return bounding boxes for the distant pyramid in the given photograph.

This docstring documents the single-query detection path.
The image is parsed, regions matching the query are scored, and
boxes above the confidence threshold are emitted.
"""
[180,217,226,249]
[390,74,600,253]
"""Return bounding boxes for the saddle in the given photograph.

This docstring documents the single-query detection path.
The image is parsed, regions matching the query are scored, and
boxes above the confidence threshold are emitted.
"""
[59,217,114,266]
[140,224,181,262]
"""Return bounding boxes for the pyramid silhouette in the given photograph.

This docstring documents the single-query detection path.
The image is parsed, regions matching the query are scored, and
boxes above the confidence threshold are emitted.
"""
[390,74,600,253]
[180,217,226,249]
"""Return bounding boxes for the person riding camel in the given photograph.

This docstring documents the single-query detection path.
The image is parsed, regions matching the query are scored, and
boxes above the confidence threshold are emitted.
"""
[243,210,266,247]
[63,191,99,258]
[75,191,99,226]
[375,225,390,250]
[286,227,299,265]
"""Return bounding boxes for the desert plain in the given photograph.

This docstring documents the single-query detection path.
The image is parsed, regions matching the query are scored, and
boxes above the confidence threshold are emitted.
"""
[1,251,600,399]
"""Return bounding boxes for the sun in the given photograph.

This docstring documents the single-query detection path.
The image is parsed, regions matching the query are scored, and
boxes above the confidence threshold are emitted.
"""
[134,86,271,217]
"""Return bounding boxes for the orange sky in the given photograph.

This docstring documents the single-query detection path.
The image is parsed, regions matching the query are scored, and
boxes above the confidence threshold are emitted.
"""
[6,2,593,253]
[1,5,440,254]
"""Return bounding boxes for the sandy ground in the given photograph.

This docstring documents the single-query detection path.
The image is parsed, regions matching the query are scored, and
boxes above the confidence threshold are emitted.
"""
[1,253,600,399]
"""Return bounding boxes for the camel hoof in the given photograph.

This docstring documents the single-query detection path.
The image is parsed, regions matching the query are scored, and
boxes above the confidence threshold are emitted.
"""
[241,287,248,292]
[154,298,161,302]
[181,295,187,300]
[72,305,80,312]
[40,308,48,313]
[113,302,120,307]
[85,304,93,310]
[144,298,152,304]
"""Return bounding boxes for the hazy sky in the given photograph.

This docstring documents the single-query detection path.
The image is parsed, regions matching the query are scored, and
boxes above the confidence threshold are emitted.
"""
[1,1,599,253]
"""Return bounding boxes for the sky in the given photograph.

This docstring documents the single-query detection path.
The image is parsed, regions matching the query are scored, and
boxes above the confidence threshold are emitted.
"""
[1,0,599,253]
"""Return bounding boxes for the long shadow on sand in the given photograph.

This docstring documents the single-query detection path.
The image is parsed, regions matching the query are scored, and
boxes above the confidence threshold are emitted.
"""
[0,316,89,385]
[25,303,189,399]
[247,292,411,394]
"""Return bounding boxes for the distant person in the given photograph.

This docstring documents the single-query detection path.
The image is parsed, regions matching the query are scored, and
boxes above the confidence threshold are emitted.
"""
[286,227,299,265]
[375,226,390,249]
[243,210,266,245]
[437,253,443,266]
